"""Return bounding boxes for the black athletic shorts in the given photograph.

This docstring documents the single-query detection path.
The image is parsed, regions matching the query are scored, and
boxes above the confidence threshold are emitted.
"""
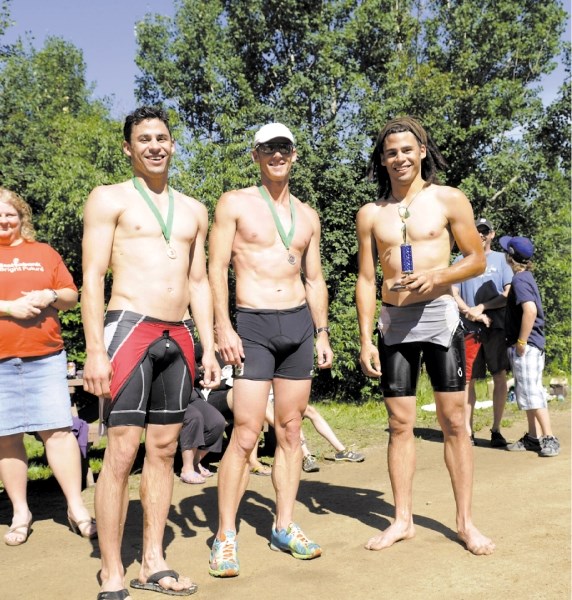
[378,325,466,397]
[235,304,314,381]
[471,328,510,379]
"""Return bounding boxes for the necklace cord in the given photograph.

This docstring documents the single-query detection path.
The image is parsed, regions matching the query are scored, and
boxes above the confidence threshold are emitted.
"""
[258,185,296,250]
[393,187,423,244]
[132,177,174,245]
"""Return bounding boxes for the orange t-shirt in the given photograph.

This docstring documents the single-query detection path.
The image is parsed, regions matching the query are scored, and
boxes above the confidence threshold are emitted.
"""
[0,241,77,359]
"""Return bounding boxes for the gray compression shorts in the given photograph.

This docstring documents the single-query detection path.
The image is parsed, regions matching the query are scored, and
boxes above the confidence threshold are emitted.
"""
[235,304,314,381]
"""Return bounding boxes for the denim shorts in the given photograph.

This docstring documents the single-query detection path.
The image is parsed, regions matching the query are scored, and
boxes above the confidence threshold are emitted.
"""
[0,351,73,436]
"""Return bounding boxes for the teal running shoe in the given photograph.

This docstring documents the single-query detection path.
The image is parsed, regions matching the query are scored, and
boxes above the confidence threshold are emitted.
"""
[209,530,239,577]
[269,522,321,560]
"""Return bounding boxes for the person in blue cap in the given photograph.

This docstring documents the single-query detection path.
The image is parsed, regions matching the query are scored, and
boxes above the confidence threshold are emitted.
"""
[500,236,560,457]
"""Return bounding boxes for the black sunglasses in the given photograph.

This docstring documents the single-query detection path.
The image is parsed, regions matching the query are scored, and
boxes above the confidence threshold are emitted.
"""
[256,142,294,155]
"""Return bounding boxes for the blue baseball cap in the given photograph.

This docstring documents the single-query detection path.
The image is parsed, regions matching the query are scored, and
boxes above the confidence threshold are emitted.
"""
[499,236,534,262]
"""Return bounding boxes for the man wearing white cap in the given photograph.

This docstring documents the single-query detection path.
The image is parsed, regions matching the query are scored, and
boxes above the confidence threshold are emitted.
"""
[208,122,333,577]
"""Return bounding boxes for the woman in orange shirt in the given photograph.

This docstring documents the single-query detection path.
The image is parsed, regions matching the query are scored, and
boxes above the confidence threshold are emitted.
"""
[0,188,96,545]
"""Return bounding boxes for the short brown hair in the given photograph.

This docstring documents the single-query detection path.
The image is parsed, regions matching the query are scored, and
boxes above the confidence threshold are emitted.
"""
[123,106,171,143]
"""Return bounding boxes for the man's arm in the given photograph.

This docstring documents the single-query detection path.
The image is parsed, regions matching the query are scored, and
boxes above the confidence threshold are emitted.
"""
[451,284,470,314]
[187,202,220,388]
[356,204,381,377]
[465,283,510,321]
[452,284,491,326]
[81,186,117,398]
[301,208,333,369]
[208,192,243,365]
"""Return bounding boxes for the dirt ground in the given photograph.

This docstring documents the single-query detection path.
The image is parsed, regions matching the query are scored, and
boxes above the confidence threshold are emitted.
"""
[0,406,570,600]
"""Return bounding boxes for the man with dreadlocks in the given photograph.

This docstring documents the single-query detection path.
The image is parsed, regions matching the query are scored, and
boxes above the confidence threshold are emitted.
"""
[356,116,495,555]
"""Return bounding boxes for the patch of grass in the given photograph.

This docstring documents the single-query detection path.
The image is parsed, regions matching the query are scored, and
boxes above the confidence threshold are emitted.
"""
[24,434,45,460]
[303,398,387,459]
[303,371,571,457]
[27,464,53,481]
[1,371,568,486]
[89,458,103,475]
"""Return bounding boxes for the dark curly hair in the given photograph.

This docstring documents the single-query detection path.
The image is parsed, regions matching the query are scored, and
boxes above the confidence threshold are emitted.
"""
[368,116,448,200]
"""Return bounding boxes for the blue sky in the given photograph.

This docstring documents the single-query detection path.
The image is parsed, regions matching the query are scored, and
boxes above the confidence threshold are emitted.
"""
[3,0,569,119]
[3,0,176,118]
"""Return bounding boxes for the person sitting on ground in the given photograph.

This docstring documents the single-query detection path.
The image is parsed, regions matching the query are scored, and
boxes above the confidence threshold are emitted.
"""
[299,403,365,473]
[0,188,96,546]
[178,342,227,484]
[179,386,226,484]
[500,236,560,457]
[262,387,364,473]
[244,385,367,474]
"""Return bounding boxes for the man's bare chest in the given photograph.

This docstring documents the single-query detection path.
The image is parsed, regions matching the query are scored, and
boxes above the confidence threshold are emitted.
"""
[236,206,312,250]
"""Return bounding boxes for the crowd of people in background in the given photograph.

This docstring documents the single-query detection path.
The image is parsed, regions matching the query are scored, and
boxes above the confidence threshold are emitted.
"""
[0,109,561,600]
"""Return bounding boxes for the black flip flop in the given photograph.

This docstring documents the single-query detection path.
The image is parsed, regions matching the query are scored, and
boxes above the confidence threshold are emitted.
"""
[130,570,198,596]
[97,590,130,600]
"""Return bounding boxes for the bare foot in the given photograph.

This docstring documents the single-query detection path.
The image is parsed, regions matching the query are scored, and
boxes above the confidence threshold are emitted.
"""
[364,521,415,550]
[180,470,206,484]
[458,524,496,555]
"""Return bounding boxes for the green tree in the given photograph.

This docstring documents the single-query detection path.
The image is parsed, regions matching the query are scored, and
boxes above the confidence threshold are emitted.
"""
[0,31,128,358]
[526,54,571,371]
[135,0,568,398]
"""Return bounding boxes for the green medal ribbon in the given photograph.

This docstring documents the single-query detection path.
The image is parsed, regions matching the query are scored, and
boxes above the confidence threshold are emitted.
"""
[132,177,174,246]
[258,185,296,252]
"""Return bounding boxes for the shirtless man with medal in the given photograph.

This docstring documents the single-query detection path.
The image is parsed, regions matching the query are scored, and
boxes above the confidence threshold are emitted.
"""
[356,116,495,556]
[82,106,220,599]
[208,123,333,577]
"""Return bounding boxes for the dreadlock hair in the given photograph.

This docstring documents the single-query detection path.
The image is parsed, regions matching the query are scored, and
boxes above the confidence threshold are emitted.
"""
[123,106,171,143]
[368,116,448,200]
[0,188,36,242]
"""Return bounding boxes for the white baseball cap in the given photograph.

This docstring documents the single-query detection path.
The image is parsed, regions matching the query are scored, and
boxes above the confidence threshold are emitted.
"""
[254,123,295,146]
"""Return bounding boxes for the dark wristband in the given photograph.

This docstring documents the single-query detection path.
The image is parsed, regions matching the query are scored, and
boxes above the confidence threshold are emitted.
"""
[315,326,330,336]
